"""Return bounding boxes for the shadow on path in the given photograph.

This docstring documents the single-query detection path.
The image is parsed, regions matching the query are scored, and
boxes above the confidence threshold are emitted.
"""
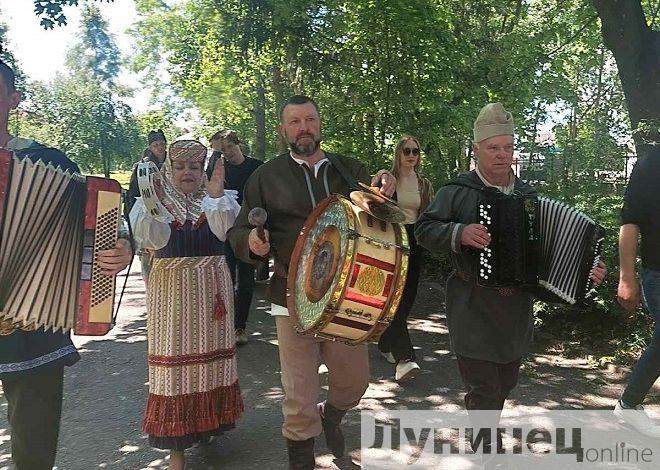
[1,266,657,469]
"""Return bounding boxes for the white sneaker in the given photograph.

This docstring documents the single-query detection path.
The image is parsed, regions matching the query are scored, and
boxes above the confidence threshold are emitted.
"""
[613,401,660,438]
[379,350,396,364]
[235,329,248,346]
[395,360,420,382]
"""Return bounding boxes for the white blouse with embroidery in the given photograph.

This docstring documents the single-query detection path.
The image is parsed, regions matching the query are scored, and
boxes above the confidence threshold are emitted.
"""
[129,190,240,250]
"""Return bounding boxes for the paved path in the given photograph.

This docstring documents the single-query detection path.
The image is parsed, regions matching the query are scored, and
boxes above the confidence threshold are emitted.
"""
[1,262,657,469]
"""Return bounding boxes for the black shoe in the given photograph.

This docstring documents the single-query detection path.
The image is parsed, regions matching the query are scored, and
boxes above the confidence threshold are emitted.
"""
[318,401,346,458]
[286,437,315,470]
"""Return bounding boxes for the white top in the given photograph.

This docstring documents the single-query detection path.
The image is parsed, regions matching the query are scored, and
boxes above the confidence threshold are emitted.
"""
[4,136,36,152]
[397,175,421,224]
[129,191,240,250]
[475,166,515,195]
[290,152,329,177]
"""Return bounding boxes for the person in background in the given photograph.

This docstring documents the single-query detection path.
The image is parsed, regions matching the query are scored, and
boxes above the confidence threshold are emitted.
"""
[377,135,433,382]
[207,129,263,345]
[614,145,660,438]
[125,129,168,285]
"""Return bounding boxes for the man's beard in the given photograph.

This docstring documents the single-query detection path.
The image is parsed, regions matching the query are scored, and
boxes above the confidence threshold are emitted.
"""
[288,134,321,157]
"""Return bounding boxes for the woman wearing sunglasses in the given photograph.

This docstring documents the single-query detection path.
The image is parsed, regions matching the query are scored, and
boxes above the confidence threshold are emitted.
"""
[378,135,434,381]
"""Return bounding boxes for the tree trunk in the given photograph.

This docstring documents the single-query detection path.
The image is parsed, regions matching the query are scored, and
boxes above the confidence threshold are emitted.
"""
[271,65,288,154]
[254,75,266,161]
[593,0,660,153]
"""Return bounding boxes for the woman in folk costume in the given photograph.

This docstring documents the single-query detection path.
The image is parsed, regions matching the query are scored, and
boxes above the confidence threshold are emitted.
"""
[130,139,243,470]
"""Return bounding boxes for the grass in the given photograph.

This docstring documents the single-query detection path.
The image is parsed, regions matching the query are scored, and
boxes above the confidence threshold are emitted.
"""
[90,170,133,189]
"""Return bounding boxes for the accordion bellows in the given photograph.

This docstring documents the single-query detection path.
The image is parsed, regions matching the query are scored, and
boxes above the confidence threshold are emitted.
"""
[0,150,121,334]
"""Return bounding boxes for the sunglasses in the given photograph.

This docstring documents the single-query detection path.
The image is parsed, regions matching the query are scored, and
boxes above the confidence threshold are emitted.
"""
[402,147,420,156]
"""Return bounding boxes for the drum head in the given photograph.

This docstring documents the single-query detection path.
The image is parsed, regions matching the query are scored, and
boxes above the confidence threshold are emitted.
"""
[289,197,354,332]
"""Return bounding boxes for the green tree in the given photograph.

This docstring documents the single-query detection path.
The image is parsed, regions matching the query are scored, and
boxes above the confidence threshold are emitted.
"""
[32,0,114,29]
[11,3,142,175]
[593,0,660,152]
[66,3,120,87]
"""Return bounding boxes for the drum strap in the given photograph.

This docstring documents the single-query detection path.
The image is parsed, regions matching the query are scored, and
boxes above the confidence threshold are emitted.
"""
[326,153,360,192]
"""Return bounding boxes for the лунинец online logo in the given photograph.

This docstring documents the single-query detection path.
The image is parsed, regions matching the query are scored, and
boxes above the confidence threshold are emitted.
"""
[361,410,660,469]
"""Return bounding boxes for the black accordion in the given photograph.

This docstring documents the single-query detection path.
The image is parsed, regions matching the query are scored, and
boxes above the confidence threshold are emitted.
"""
[477,190,604,305]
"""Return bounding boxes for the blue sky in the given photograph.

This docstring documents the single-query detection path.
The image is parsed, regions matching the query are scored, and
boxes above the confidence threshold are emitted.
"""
[0,0,150,112]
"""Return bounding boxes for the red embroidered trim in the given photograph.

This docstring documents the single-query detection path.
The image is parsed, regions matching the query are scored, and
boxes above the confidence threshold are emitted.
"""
[148,347,236,367]
[192,213,207,230]
[142,381,244,437]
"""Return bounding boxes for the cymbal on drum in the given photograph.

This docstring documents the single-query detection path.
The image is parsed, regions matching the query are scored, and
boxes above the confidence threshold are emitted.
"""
[350,183,407,224]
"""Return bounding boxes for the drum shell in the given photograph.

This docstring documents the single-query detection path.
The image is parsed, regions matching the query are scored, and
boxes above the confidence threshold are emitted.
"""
[287,196,409,345]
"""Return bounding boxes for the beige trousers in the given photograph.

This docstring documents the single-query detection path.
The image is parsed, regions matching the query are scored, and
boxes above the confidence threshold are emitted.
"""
[275,315,370,441]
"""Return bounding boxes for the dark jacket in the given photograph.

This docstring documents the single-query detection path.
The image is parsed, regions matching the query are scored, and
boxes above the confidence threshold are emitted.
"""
[415,171,536,363]
[1,140,81,378]
[227,152,370,307]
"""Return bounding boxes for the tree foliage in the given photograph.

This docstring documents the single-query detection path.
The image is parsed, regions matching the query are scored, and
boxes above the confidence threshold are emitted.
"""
[15,0,660,355]
[66,3,120,87]
[11,3,142,175]
[32,0,114,29]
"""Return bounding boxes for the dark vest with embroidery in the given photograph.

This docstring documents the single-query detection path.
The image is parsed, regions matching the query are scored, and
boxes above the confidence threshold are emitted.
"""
[155,217,225,258]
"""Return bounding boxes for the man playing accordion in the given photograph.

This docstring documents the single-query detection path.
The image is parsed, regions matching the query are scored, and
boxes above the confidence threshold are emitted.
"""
[416,103,607,450]
[0,59,132,470]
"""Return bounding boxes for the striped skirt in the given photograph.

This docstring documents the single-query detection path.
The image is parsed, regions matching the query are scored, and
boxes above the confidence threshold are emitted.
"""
[142,255,243,450]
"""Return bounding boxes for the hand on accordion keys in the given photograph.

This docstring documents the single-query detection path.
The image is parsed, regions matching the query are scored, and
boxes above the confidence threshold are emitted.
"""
[461,223,491,250]
[96,238,133,276]
[589,259,607,287]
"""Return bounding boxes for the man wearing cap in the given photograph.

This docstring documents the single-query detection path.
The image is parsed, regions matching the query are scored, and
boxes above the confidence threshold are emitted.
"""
[416,103,534,414]
[125,129,168,284]
[416,103,606,415]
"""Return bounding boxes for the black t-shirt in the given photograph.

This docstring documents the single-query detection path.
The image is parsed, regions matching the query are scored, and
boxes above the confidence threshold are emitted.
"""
[207,152,263,205]
[620,149,660,270]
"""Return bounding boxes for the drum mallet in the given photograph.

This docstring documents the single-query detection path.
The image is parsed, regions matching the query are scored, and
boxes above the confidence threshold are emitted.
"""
[248,207,268,243]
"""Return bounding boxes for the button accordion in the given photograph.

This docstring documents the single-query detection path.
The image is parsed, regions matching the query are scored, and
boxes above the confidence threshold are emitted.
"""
[0,149,122,335]
[477,190,604,305]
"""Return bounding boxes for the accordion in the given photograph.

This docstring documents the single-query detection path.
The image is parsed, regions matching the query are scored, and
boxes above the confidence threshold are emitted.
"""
[477,190,604,305]
[0,149,121,335]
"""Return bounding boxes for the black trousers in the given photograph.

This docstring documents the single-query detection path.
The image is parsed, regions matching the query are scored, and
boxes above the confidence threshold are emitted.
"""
[456,355,522,410]
[2,366,64,470]
[378,224,423,362]
[255,258,270,281]
[225,242,256,330]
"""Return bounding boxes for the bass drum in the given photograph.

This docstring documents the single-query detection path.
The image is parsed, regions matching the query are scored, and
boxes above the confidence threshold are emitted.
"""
[287,195,409,344]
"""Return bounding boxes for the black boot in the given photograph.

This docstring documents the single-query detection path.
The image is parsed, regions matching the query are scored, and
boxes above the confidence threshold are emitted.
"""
[286,437,315,470]
[318,401,347,458]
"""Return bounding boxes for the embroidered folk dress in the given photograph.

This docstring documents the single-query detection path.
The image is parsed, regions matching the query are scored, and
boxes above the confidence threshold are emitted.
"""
[130,191,243,450]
